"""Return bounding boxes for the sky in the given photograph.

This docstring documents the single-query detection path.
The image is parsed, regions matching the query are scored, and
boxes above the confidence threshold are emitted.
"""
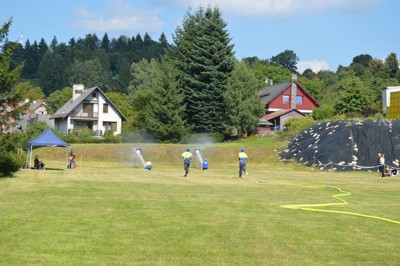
[1,0,399,73]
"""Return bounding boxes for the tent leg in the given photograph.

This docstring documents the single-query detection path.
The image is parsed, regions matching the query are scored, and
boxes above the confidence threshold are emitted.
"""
[29,146,33,169]
[25,148,29,169]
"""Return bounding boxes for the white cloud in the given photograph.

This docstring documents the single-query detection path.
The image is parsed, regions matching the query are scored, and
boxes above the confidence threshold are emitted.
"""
[157,0,383,16]
[297,60,330,73]
[71,0,165,34]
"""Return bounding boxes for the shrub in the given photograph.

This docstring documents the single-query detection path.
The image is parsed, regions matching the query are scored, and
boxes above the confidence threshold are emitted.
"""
[103,130,121,143]
[280,115,316,139]
[0,151,24,176]
[312,105,335,120]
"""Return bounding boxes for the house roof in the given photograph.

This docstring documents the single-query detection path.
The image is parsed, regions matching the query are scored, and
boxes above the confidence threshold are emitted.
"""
[29,100,45,111]
[259,109,304,121]
[258,118,273,126]
[259,82,292,105]
[259,80,320,107]
[49,86,127,121]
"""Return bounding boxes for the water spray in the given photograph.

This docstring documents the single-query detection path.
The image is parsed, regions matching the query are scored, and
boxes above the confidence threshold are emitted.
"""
[194,148,203,167]
[132,148,145,168]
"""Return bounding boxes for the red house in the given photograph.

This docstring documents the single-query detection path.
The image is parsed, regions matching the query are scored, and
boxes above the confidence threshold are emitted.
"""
[258,74,320,131]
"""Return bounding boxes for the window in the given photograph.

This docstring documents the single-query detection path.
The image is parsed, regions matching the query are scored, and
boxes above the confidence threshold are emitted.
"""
[283,95,289,104]
[92,92,97,98]
[296,96,303,105]
[103,103,108,113]
[103,121,117,132]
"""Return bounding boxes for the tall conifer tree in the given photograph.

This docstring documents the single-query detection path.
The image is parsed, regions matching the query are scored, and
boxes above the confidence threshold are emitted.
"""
[131,58,186,142]
[1,18,24,128]
[172,6,234,133]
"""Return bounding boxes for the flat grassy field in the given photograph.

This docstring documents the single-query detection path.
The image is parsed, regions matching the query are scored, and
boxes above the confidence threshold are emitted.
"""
[1,141,400,265]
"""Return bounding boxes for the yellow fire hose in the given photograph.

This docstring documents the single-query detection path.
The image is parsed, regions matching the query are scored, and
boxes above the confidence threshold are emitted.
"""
[280,185,400,225]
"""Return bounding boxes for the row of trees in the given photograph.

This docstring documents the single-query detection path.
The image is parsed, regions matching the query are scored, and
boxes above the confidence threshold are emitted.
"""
[11,30,169,95]
[2,6,400,175]
[4,6,400,143]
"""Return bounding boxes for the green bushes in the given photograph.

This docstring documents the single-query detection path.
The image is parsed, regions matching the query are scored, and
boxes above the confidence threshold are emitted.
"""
[62,129,121,144]
[280,115,316,139]
[0,151,23,176]
[0,133,26,176]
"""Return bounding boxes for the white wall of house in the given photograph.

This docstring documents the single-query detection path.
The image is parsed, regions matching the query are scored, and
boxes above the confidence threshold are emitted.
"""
[382,86,400,114]
[67,91,122,135]
[34,105,47,115]
[53,87,123,135]
[98,93,122,134]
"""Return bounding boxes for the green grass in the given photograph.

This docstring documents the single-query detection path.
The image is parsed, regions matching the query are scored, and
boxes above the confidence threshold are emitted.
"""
[1,143,400,265]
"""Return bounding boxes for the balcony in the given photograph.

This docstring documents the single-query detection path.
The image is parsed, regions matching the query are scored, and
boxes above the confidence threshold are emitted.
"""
[71,111,99,120]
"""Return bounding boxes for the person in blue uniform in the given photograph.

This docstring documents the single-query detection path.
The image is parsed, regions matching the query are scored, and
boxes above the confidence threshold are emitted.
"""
[202,159,209,171]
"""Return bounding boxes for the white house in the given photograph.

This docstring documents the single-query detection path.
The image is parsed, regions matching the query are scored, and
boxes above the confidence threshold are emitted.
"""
[382,86,400,114]
[50,84,127,135]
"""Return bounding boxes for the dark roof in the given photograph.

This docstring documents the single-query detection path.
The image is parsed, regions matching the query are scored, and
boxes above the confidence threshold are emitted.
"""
[259,80,320,107]
[259,109,304,121]
[50,86,127,121]
[258,119,273,126]
[259,82,292,105]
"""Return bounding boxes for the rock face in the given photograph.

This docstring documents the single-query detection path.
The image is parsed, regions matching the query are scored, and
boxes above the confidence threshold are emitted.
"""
[279,120,400,171]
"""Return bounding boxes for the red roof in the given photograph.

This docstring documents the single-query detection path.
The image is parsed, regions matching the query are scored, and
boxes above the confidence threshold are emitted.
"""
[259,109,304,121]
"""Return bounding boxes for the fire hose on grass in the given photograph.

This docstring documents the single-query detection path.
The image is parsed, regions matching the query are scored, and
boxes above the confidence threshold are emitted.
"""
[279,185,400,225]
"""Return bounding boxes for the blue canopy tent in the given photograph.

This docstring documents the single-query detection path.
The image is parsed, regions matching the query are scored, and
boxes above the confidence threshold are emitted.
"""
[26,129,70,169]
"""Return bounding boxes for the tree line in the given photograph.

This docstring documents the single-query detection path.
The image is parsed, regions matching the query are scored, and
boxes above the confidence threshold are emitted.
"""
[3,6,400,145]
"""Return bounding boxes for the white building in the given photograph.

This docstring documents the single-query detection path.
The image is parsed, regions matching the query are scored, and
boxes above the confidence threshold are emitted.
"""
[382,86,400,114]
[50,85,126,135]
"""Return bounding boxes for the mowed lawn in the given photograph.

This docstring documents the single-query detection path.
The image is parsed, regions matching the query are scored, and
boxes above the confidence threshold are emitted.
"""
[1,143,400,265]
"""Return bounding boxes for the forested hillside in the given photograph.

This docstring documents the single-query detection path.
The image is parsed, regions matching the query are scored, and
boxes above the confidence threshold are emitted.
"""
[4,6,400,143]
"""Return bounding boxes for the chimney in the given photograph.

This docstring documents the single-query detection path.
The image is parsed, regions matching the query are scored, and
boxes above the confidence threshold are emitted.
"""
[290,75,297,109]
[73,84,84,101]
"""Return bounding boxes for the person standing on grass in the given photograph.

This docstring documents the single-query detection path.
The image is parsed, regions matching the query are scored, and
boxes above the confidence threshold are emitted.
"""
[378,153,385,178]
[182,147,193,177]
[238,148,248,178]
[67,150,75,169]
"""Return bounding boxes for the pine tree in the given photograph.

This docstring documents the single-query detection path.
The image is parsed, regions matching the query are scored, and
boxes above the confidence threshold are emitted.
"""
[1,18,24,122]
[0,18,25,175]
[172,6,234,133]
[101,33,111,53]
[146,58,187,142]
[131,58,186,142]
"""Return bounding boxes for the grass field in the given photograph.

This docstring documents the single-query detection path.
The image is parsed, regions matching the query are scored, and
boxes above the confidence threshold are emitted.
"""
[1,141,400,265]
